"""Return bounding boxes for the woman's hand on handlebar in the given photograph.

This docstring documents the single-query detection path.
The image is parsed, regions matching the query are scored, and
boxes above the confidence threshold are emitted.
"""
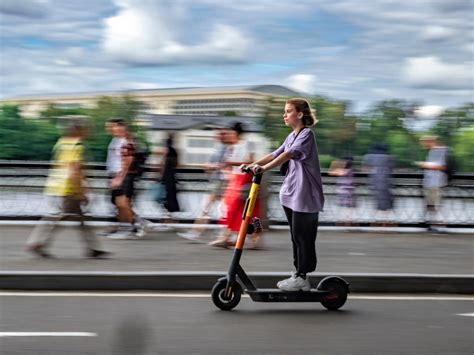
[240,164,264,174]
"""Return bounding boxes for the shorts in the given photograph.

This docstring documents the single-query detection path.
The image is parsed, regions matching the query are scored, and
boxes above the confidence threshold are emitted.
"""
[211,179,227,199]
[424,187,442,209]
[111,174,135,204]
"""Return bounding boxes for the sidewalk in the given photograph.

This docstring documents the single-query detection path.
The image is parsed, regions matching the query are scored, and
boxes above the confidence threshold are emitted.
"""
[1,225,473,292]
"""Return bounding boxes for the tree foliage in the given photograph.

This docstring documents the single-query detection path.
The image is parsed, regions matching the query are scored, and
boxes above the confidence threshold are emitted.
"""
[261,97,473,171]
[0,96,147,162]
[1,96,472,172]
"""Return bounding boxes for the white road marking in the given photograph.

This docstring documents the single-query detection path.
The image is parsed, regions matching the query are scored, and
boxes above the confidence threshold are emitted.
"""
[0,332,96,337]
[455,313,474,317]
[349,295,474,301]
[0,291,473,301]
[348,252,366,256]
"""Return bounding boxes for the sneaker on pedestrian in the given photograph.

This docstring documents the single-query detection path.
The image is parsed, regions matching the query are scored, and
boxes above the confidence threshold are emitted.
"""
[97,226,119,237]
[106,229,135,240]
[88,250,112,258]
[277,275,311,292]
[177,231,200,242]
[27,244,54,258]
[134,220,149,238]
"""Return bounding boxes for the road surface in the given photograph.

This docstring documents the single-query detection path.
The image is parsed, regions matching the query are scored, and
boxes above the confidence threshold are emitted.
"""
[0,291,472,354]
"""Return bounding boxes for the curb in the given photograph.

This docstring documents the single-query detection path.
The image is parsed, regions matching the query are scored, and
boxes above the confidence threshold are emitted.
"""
[1,220,473,234]
[0,272,472,294]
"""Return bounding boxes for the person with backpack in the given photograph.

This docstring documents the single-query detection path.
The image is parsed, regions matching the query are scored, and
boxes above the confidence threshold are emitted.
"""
[105,119,146,239]
[416,135,451,233]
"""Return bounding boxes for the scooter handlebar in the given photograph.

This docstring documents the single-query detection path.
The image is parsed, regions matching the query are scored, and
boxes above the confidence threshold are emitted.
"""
[241,165,263,175]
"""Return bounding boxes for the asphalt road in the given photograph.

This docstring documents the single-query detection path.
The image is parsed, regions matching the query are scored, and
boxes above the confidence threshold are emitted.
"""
[0,292,473,354]
[1,225,473,274]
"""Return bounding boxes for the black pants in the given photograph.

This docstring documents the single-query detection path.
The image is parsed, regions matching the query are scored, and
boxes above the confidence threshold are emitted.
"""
[283,206,319,275]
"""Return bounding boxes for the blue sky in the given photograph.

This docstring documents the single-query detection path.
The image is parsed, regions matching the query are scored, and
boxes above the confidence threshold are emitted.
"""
[0,0,473,113]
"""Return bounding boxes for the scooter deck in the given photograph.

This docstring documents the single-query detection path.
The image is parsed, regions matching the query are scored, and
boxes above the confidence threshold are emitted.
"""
[245,288,330,302]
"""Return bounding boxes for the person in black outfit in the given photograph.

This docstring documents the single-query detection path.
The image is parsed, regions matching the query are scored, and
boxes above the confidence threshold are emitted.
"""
[160,134,180,221]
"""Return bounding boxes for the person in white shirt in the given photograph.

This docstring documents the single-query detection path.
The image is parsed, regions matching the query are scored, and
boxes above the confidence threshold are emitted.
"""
[209,122,263,249]
[103,119,146,239]
[416,135,448,232]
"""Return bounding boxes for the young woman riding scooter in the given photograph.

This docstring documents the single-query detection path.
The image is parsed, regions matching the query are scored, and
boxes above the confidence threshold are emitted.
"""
[244,98,324,291]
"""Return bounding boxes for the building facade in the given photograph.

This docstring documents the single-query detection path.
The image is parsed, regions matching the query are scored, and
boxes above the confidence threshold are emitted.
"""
[2,85,299,118]
[143,114,269,166]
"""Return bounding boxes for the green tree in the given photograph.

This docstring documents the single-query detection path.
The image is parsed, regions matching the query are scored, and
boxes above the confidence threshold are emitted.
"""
[452,126,474,172]
[0,104,59,160]
[431,103,474,147]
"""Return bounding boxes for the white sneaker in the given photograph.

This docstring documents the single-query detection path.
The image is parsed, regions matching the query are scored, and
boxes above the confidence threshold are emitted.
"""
[277,275,311,292]
[276,272,297,288]
[135,220,149,238]
[107,229,136,240]
[177,231,200,242]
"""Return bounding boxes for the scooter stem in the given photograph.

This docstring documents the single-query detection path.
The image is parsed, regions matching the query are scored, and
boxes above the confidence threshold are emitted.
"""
[235,172,262,250]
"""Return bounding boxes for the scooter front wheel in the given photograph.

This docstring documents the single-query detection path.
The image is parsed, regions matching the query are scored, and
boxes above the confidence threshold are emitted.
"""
[211,279,242,311]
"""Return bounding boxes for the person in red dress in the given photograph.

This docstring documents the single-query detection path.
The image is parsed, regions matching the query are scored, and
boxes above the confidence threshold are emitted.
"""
[209,122,263,249]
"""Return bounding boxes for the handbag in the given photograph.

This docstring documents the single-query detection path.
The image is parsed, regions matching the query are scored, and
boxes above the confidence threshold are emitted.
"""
[279,161,290,176]
[151,182,167,203]
[280,128,306,176]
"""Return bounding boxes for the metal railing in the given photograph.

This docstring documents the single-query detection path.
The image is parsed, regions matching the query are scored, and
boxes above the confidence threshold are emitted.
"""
[1,161,473,227]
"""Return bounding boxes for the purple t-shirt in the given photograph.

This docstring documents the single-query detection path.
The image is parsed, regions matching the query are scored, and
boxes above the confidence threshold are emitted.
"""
[271,128,324,213]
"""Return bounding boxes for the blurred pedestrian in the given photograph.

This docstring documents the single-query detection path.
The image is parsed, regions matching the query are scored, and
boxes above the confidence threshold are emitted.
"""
[177,128,231,241]
[416,135,449,232]
[99,119,127,236]
[26,118,109,258]
[329,157,357,225]
[363,143,395,226]
[209,122,263,249]
[242,98,323,291]
[106,119,146,239]
[156,133,180,229]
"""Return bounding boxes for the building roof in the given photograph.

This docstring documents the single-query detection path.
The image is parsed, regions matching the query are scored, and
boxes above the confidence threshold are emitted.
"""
[140,114,263,133]
[4,84,300,101]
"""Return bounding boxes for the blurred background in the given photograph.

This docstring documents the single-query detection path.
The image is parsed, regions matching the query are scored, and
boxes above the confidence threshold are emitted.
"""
[0,0,473,226]
[0,0,473,168]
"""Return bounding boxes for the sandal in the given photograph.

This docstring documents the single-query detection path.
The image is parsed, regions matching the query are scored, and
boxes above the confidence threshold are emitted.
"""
[208,238,229,249]
[246,235,264,250]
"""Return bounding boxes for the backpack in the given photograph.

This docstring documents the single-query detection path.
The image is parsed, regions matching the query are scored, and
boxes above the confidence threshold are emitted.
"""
[133,145,150,178]
[445,148,457,182]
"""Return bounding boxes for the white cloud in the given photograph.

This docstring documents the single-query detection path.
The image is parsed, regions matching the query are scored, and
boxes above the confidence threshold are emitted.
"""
[415,105,445,118]
[126,82,165,90]
[402,56,473,90]
[286,74,317,94]
[419,26,456,42]
[102,0,250,65]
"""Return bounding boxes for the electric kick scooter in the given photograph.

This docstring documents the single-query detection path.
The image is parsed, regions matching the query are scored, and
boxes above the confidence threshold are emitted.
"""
[211,168,350,311]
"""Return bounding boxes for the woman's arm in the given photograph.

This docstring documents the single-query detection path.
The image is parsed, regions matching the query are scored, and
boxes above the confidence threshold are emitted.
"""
[251,153,274,166]
[242,151,293,173]
[262,151,292,171]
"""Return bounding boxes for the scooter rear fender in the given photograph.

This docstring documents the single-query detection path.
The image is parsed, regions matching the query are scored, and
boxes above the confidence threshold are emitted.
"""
[317,276,350,293]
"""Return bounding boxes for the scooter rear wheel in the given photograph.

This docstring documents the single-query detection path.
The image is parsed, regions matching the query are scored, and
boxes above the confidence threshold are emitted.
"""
[211,279,242,311]
[320,280,348,310]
